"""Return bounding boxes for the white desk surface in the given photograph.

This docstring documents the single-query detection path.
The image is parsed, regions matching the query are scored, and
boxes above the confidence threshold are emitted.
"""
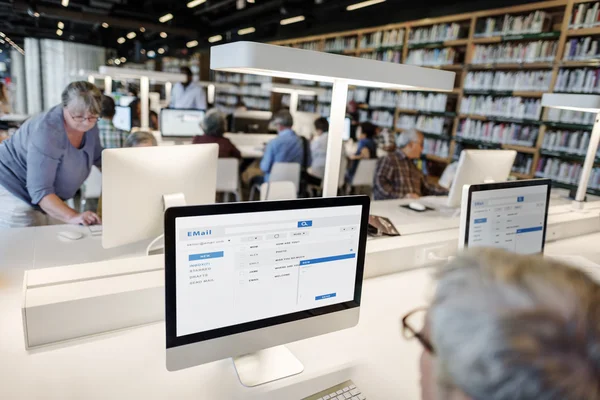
[0,113,29,123]
[152,132,272,159]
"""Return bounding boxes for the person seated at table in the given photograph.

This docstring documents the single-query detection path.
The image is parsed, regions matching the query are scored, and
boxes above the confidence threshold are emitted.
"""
[192,109,241,159]
[98,95,129,149]
[345,121,377,184]
[251,110,310,187]
[305,117,329,187]
[407,248,600,400]
[0,81,12,114]
[0,81,103,228]
[129,98,158,130]
[373,129,447,200]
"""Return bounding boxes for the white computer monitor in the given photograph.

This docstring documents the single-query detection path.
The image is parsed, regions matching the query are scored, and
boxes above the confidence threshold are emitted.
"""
[160,108,206,138]
[446,150,517,208]
[113,106,132,131]
[101,144,219,249]
[164,196,370,386]
[327,116,351,141]
[118,95,136,106]
[459,179,551,254]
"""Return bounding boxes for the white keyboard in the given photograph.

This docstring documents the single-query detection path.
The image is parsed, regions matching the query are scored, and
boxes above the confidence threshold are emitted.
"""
[419,196,450,208]
[302,380,366,400]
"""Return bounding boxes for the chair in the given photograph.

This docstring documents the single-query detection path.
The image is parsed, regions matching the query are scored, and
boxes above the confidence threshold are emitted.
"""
[306,154,349,198]
[349,159,378,196]
[250,162,301,200]
[216,158,241,202]
[260,181,297,201]
[80,166,102,212]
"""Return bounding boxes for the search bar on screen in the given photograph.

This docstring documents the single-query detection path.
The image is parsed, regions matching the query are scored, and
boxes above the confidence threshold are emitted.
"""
[225,222,299,235]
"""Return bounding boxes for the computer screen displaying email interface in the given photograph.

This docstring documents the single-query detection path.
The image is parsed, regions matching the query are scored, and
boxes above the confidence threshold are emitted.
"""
[468,184,548,255]
[174,205,363,337]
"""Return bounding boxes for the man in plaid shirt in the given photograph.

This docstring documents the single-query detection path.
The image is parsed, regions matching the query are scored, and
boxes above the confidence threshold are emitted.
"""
[98,95,129,149]
[373,129,448,200]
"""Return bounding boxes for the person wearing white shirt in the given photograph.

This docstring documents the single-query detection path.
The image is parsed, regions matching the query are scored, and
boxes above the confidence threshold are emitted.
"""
[169,67,207,110]
[307,117,329,185]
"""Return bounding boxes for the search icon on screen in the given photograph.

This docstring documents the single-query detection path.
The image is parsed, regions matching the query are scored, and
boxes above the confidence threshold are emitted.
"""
[298,220,313,228]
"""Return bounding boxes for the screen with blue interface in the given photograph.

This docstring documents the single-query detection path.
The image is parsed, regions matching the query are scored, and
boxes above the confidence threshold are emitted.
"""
[174,205,363,337]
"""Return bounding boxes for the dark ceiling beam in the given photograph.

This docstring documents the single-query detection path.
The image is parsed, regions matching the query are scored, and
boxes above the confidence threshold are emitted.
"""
[209,0,282,27]
[193,0,237,16]
[13,2,198,36]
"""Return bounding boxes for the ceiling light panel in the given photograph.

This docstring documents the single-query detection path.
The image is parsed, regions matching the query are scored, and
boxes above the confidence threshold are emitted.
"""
[280,15,305,25]
[238,27,256,35]
[346,0,386,11]
[159,13,173,23]
[208,35,223,43]
[187,0,206,8]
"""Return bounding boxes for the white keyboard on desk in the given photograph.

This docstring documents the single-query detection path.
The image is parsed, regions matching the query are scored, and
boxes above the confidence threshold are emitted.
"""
[419,196,452,209]
[302,380,366,400]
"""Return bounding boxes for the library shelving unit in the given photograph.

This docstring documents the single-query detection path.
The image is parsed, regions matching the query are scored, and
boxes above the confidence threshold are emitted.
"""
[212,71,273,112]
[267,0,600,194]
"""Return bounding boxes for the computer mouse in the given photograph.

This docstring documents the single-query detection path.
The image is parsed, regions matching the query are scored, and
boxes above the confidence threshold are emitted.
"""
[57,230,84,241]
[408,202,426,212]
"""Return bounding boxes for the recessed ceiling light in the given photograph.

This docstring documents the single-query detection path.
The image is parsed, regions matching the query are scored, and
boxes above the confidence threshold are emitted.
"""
[58,21,64,29]
[159,13,173,23]
[0,32,5,37]
[127,32,136,39]
[140,49,146,54]
[61,0,69,7]
[108,59,114,65]
[117,37,126,44]
[120,57,126,63]
[238,27,255,35]
[140,27,146,32]
[114,59,121,65]
[33,12,40,18]
[187,0,206,8]
[346,0,386,11]
[160,32,168,38]
[147,50,156,57]
[102,22,109,28]
[280,15,305,25]
[247,0,255,3]
[56,29,63,36]
[186,40,199,48]
[158,48,165,54]
[208,35,222,43]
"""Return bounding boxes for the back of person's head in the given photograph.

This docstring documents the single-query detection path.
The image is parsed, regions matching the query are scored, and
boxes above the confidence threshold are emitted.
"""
[314,117,329,133]
[396,128,422,149]
[180,66,192,77]
[359,121,376,139]
[100,95,116,119]
[430,248,600,400]
[124,131,157,148]
[61,81,102,116]
[272,110,294,129]
[202,108,226,137]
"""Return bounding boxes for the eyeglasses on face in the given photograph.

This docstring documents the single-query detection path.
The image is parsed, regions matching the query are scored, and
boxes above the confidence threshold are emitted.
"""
[67,109,99,123]
[401,307,435,354]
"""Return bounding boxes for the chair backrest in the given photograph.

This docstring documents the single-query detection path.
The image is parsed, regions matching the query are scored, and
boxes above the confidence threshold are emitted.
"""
[216,158,240,192]
[351,159,378,187]
[81,166,102,199]
[269,162,301,192]
[260,181,298,201]
[338,155,349,188]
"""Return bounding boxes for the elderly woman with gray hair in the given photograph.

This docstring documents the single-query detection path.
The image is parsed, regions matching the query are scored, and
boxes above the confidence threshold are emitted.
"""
[404,248,600,400]
[0,81,103,227]
[192,108,241,159]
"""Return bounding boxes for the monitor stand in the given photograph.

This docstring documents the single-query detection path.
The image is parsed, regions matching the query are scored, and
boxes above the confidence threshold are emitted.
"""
[146,193,188,255]
[232,345,304,387]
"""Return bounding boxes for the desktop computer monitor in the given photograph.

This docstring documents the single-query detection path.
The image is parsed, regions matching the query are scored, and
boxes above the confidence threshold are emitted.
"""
[232,110,273,133]
[160,109,206,138]
[446,150,517,208]
[164,196,370,386]
[113,106,132,132]
[118,95,137,107]
[101,144,219,249]
[459,179,551,255]
[327,116,352,141]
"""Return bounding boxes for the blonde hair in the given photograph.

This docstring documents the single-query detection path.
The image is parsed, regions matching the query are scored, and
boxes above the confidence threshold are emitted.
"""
[431,248,600,400]
[61,81,102,116]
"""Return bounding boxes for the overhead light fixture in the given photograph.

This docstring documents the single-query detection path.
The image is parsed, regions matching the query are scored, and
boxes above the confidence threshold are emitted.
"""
[280,15,305,25]
[158,48,165,54]
[208,34,222,43]
[140,27,146,32]
[247,0,255,3]
[187,0,206,8]
[56,29,63,36]
[32,11,40,18]
[346,0,386,11]
[126,32,136,39]
[61,0,69,7]
[140,49,146,55]
[0,32,5,37]
[102,22,109,28]
[58,21,64,29]
[160,32,168,38]
[237,27,255,35]
[117,37,126,44]
[120,57,126,63]
[147,50,156,57]
[114,59,121,65]
[186,40,199,48]
[159,13,173,23]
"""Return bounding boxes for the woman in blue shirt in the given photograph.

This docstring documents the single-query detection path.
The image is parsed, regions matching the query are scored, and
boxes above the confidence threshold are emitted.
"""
[0,81,103,228]
[346,121,378,184]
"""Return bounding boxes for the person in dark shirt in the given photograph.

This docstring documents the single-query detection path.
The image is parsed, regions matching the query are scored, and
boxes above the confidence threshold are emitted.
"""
[193,108,241,159]
[346,121,378,184]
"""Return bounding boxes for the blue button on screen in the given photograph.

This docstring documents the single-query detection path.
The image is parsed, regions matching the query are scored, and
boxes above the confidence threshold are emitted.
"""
[298,220,313,228]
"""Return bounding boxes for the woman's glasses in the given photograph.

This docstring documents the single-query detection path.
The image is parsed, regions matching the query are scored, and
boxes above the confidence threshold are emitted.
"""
[67,110,98,123]
[401,307,435,354]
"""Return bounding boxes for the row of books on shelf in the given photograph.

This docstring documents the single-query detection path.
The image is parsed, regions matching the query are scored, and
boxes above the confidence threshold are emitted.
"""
[474,11,550,37]
[405,48,457,66]
[423,138,450,158]
[215,95,237,106]
[290,79,317,86]
[369,90,398,108]
[214,73,272,85]
[570,2,600,30]
[535,158,600,190]
[471,41,557,65]
[349,88,368,104]
[554,68,600,94]
[463,70,552,92]
[298,103,331,116]
[512,154,534,176]
[325,37,356,52]
[563,37,600,61]
[396,115,448,136]
[366,110,394,128]
[359,50,401,63]
[359,29,405,49]
[408,23,464,44]
[241,97,270,110]
[297,41,320,51]
[541,130,594,156]
[456,118,538,147]
[460,96,542,120]
[397,92,448,112]
[281,94,315,107]
[546,108,596,125]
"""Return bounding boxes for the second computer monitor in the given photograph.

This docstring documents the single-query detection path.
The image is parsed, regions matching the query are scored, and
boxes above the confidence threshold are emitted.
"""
[447,150,517,208]
[113,106,132,132]
[160,108,206,138]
